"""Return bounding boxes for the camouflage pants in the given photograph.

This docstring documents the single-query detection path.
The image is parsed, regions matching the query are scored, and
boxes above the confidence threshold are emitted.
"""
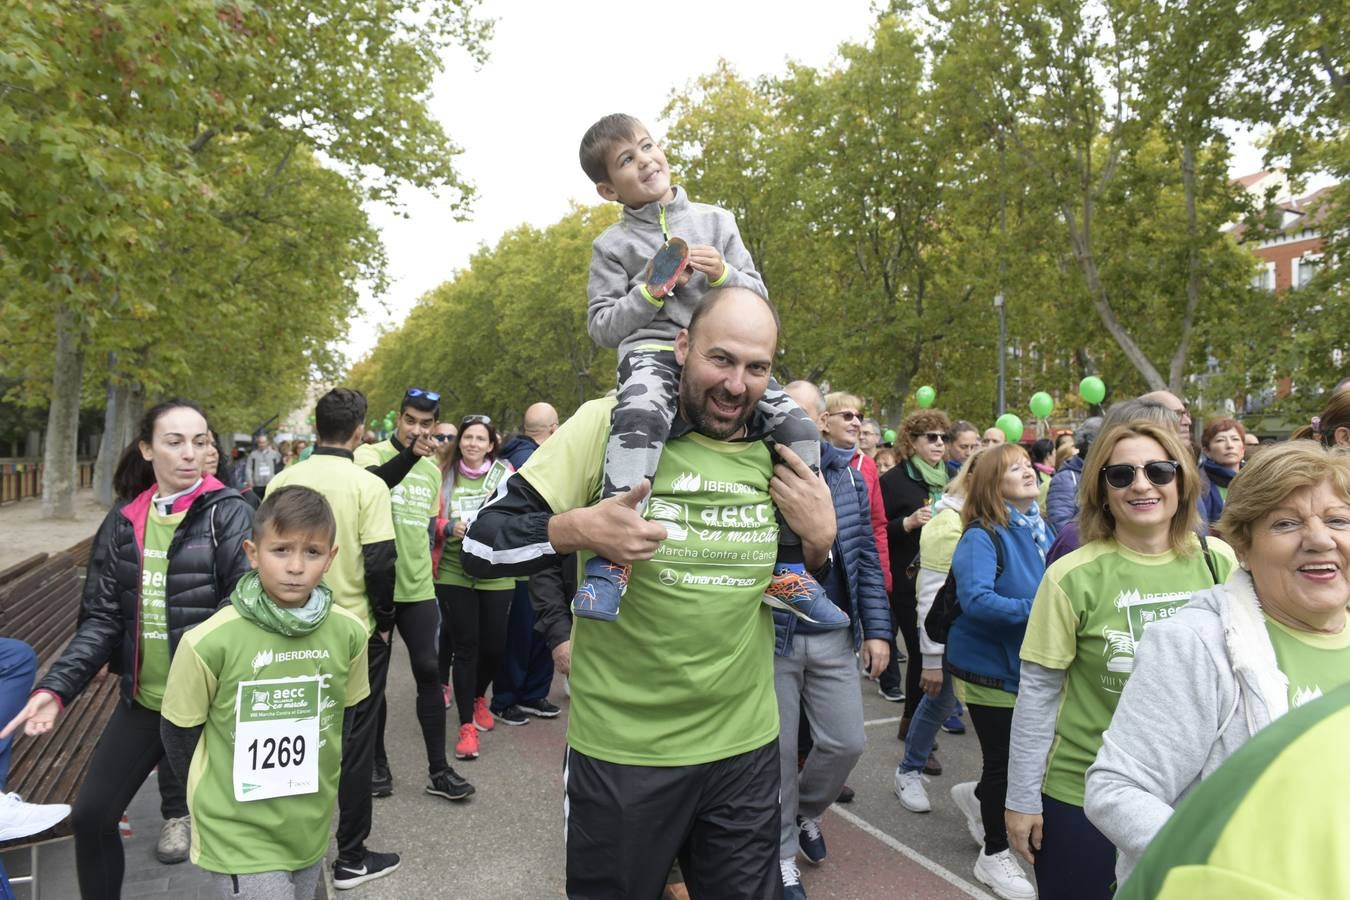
[604,348,822,507]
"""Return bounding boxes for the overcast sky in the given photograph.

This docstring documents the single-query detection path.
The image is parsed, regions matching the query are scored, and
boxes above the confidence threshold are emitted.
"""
[344,0,1273,364]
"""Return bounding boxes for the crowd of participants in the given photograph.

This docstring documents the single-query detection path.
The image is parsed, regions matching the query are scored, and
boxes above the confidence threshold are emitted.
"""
[0,106,1347,900]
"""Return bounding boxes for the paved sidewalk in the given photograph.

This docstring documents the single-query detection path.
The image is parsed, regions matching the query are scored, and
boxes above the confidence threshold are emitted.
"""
[0,488,106,571]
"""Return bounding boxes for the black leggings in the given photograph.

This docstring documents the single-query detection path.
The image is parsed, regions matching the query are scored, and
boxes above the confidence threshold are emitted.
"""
[392,599,448,774]
[1034,794,1116,899]
[437,583,512,725]
[72,701,172,900]
[967,702,1014,856]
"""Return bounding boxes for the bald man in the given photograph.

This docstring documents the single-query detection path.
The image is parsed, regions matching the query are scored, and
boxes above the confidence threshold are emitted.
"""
[491,403,565,723]
[465,287,836,898]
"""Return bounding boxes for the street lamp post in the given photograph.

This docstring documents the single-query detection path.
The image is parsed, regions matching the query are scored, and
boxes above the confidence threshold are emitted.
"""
[994,292,1006,416]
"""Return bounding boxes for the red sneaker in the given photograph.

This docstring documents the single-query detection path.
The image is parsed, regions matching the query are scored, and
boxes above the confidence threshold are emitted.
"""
[473,696,494,732]
[454,723,479,760]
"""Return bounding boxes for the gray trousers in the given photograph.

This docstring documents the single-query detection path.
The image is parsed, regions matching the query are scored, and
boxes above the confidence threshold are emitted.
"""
[604,348,821,498]
[773,628,866,860]
[211,861,323,900]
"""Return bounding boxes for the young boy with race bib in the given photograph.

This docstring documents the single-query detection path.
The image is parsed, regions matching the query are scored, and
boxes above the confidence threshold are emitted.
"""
[577,113,845,629]
[160,486,372,899]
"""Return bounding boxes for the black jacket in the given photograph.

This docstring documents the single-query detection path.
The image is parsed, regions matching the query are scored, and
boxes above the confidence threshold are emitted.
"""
[879,458,932,607]
[38,478,253,706]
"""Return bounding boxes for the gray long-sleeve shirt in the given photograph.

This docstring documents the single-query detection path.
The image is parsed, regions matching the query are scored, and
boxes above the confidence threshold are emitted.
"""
[587,186,766,360]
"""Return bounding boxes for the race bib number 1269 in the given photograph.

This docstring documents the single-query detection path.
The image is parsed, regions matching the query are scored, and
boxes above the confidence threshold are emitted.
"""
[233,676,321,802]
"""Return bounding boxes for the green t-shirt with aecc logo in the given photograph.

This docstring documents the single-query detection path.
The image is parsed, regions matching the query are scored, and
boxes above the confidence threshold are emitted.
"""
[264,454,395,635]
[136,507,185,711]
[1264,610,1350,709]
[354,440,440,603]
[521,398,779,767]
[436,467,515,591]
[1020,536,1237,805]
[160,603,370,874]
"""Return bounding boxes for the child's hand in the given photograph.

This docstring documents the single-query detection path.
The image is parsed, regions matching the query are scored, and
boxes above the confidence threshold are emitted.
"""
[686,245,726,282]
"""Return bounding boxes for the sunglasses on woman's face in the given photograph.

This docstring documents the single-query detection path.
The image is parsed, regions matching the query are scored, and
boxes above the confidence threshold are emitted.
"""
[914,432,946,443]
[1100,460,1180,490]
[827,410,862,422]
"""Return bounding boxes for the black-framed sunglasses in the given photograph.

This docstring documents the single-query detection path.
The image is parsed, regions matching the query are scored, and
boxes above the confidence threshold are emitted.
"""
[461,414,492,427]
[432,433,457,443]
[405,388,441,402]
[827,410,862,422]
[1101,460,1181,490]
[914,432,946,443]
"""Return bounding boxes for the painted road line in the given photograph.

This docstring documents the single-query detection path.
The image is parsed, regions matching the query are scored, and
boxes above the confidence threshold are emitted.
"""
[830,804,994,899]
[863,715,902,727]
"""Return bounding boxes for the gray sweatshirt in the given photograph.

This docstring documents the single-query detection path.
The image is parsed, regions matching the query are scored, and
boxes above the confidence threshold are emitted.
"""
[587,186,766,360]
[1083,568,1289,884]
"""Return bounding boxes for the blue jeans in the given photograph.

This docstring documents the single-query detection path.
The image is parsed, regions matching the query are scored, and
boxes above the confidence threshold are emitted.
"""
[898,671,956,773]
[0,639,39,900]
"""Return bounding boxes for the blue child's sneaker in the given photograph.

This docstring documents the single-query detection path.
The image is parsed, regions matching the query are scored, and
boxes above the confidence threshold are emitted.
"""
[763,564,848,629]
[644,237,690,299]
[572,556,630,621]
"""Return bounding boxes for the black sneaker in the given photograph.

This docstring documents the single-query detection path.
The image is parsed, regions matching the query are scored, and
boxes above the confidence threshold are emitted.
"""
[492,705,529,726]
[517,698,561,718]
[333,850,400,890]
[370,761,393,798]
[426,767,475,802]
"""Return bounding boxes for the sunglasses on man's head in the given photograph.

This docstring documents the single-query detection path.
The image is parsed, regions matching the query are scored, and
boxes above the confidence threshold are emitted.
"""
[461,415,492,427]
[827,410,862,422]
[914,432,946,443]
[405,388,440,402]
[1100,460,1180,490]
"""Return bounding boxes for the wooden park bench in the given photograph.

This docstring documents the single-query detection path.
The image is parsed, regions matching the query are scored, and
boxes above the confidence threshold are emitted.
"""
[0,545,119,898]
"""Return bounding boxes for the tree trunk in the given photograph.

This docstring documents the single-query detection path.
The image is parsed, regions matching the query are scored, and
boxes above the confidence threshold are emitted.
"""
[93,354,144,507]
[42,303,86,519]
[1167,140,1202,395]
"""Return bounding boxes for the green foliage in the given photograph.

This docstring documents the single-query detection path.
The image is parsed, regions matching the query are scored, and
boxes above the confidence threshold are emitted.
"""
[349,205,619,427]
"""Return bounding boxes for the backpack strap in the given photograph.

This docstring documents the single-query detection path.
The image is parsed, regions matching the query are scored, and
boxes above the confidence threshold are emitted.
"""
[1198,532,1220,585]
[982,524,1004,578]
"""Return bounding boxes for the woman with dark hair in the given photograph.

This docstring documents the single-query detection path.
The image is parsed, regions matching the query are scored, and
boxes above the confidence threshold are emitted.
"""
[1292,389,1350,451]
[1,400,252,900]
[1198,417,1246,526]
[433,415,516,761]
[880,408,952,768]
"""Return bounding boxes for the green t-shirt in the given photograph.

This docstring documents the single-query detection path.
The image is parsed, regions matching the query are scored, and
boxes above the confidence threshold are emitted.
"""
[1020,536,1237,804]
[1264,610,1350,709]
[521,398,779,766]
[436,468,515,590]
[266,454,395,634]
[1117,682,1350,899]
[160,603,370,874]
[918,504,963,575]
[136,508,185,710]
[353,441,440,603]
[958,680,1017,708]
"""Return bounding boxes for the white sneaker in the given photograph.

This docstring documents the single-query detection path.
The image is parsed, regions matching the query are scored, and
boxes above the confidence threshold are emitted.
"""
[973,848,1036,900]
[949,781,985,848]
[156,814,191,864]
[0,792,71,842]
[894,769,931,813]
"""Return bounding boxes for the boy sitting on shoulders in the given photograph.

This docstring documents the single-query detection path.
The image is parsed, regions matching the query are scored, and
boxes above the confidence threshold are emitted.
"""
[161,486,372,899]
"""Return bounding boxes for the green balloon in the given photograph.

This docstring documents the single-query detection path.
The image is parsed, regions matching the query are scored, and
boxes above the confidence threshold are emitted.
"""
[1079,376,1106,405]
[996,413,1025,443]
[883,428,897,444]
[1029,391,1054,419]
[915,385,936,408]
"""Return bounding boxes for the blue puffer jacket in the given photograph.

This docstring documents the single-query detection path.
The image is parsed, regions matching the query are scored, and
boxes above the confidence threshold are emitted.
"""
[944,519,1047,693]
[775,441,892,655]
[1045,455,1084,534]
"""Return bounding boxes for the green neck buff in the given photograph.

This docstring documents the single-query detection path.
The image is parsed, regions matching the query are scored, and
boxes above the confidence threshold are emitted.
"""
[231,570,332,637]
[910,455,949,502]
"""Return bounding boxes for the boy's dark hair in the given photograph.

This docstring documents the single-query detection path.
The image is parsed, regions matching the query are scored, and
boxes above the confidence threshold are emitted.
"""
[316,388,367,443]
[112,399,209,500]
[579,113,644,184]
[400,389,440,420]
[253,485,337,545]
